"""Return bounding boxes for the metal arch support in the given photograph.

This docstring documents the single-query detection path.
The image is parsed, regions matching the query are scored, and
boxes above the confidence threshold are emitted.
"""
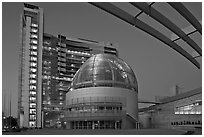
[89,2,200,69]
[138,100,161,105]
[130,2,202,56]
[168,2,202,35]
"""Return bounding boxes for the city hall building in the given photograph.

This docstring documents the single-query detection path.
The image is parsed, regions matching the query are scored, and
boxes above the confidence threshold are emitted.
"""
[63,54,139,129]
[18,3,118,128]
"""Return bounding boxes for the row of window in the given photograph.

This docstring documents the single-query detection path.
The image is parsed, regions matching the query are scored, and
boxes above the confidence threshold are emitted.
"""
[171,120,202,126]
[58,57,66,62]
[43,60,51,65]
[67,50,90,56]
[43,75,51,80]
[66,105,122,113]
[31,23,38,27]
[43,46,55,51]
[175,101,202,115]
[70,120,122,130]
[54,76,72,81]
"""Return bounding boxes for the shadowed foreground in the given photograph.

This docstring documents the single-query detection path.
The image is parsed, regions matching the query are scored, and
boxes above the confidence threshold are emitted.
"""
[3,128,201,135]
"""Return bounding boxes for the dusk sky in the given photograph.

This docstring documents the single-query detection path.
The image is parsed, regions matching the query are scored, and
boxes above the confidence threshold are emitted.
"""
[2,2,202,118]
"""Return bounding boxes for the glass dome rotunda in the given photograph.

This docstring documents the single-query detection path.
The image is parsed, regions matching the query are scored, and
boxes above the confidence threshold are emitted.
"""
[70,54,138,91]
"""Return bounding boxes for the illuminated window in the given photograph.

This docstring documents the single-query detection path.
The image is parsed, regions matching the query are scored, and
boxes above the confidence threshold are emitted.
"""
[31,28,38,33]
[31,34,38,39]
[30,79,36,84]
[31,56,37,61]
[30,68,37,73]
[31,40,38,44]
[29,122,36,127]
[29,103,36,108]
[29,115,36,120]
[30,62,37,67]
[30,74,36,79]
[31,51,37,56]
[175,101,202,115]
[31,24,38,27]
[31,45,37,50]
[30,85,36,90]
[30,91,36,95]
[43,75,48,79]
[29,109,36,114]
[30,97,36,101]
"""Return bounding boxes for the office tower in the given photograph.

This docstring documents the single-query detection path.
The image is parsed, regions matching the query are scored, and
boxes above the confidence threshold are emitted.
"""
[18,3,44,128]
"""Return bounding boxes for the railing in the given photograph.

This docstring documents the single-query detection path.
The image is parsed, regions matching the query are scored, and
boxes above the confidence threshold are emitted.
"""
[64,110,125,118]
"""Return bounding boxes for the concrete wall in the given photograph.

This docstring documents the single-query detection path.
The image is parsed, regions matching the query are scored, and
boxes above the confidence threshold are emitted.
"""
[66,87,138,121]
[66,87,138,129]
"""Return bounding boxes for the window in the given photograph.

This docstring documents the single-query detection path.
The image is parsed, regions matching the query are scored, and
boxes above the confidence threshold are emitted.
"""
[30,91,36,96]
[30,97,36,101]
[31,51,37,56]
[29,103,36,108]
[29,115,36,121]
[30,85,36,90]
[31,40,38,44]
[31,24,38,27]
[30,74,36,79]
[29,109,36,114]
[30,62,37,67]
[31,34,38,39]
[31,28,38,33]
[29,122,36,127]
[175,101,202,115]
[31,45,37,50]
[30,79,36,84]
[30,68,37,73]
[31,57,37,61]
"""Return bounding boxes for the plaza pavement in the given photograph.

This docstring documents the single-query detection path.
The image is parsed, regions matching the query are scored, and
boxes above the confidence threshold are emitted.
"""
[3,128,201,135]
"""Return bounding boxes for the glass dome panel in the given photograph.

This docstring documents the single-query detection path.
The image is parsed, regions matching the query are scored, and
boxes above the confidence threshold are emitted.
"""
[71,54,138,91]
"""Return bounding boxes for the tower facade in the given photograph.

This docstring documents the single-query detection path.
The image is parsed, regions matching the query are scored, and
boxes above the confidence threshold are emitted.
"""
[18,3,43,128]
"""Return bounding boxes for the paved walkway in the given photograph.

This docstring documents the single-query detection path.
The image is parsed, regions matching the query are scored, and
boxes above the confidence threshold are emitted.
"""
[2,128,194,135]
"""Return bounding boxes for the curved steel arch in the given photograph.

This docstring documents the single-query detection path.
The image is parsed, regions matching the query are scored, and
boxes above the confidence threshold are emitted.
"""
[168,2,202,35]
[89,2,200,69]
[130,2,202,56]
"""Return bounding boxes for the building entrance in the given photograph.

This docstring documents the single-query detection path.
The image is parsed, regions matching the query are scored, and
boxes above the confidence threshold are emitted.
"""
[71,120,122,129]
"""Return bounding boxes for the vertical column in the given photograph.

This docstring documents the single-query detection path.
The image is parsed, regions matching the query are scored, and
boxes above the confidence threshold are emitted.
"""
[22,16,32,128]
[36,8,43,128]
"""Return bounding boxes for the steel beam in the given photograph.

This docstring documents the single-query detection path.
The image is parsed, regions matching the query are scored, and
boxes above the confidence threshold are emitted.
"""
[89,2,200,69]
[168,2,202,35]
[130,2,202,56]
